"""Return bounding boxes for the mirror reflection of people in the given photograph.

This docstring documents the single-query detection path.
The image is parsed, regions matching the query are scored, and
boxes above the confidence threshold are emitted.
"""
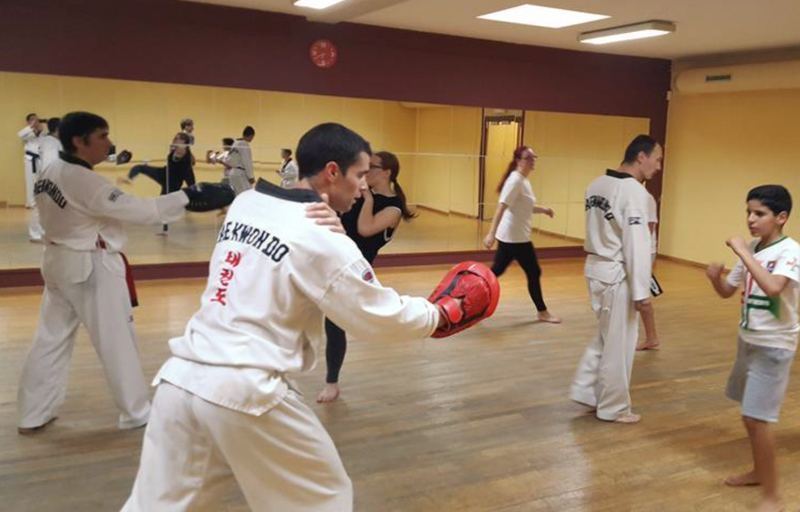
[120,132,196,235]
[18,113,44,208]
[222,126,255,195]
[180,118,196,166]
[17,111,198,434]
[277,148,299,189]
[318,150,416,403]
[180,118,195,145]
[483,146,561,323]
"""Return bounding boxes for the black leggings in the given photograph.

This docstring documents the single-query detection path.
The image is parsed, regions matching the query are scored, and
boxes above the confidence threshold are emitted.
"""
[491,241,548,312]
[324,318,346,384]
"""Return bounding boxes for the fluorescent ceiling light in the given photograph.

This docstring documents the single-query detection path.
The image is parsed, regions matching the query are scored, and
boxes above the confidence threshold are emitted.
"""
[579,20,676,45]
[293,0,347,9]
[478,4,609,29]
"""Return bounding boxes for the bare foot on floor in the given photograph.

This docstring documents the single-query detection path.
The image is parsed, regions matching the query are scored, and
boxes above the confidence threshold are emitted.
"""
[18,416,58,435]
[724,471,760,487]
[754,497,784,512]
[604,412,641,424]
[537,311,562,324]
[636,340,661,351]
[317,383,340,403]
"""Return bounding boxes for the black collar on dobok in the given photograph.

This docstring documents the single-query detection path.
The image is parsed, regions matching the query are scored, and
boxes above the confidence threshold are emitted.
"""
[255,178,321,203]
[59,151,93,170]
[606,169,636,180]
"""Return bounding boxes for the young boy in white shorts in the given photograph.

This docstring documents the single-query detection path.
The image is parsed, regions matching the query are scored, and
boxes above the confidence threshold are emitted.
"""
[706,184,798,512]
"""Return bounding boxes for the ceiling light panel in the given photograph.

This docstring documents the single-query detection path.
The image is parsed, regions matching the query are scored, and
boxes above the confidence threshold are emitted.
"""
[478,4,609,29]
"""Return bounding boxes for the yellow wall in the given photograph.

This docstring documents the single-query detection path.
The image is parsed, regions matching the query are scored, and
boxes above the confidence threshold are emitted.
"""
[522,111,650,240]
[0,71,418,205]
[660,89,800,266]
[412,105,482,217]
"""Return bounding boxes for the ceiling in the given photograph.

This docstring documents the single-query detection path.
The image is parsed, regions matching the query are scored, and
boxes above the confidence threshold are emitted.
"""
[177,0,800,60]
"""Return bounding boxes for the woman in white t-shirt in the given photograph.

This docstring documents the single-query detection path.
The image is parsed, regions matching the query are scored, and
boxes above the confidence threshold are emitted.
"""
[483,146,561,323]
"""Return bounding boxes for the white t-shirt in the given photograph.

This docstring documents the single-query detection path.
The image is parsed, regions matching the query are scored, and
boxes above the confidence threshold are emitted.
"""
[496,170,535,243]
[646,192,658,255]
[726,236,800,351]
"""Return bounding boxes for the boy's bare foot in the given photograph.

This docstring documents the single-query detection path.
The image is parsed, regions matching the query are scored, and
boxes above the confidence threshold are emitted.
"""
[537,311,562,324]
[636,340,661,351]
[606,412,641,424]
[754,497,784,512]
[316,383,340,403]
[724,471,759,487]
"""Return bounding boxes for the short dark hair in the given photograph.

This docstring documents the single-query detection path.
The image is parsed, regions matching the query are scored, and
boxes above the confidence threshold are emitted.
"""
[180,118,193,130]
[296,123,372,180]
[622,134,660,165]
[222,137,235,146]
[243,126,255,138]
[281,148,292,156]
[26,113,37,122]
[59,111,109,153]
[747,185,792,217]
[47,118,61,133]
[173,132,191,145]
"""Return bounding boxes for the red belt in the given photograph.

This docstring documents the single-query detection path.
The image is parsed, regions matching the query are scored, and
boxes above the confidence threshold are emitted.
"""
[97,240,139,308]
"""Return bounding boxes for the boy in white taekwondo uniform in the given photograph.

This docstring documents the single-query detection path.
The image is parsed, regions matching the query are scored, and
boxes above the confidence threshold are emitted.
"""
[17,112,208,433]
[18,113,43,207]
[569,135,663,424]
[707,185,799,512]
[223,125,256,195]
[122,123,498,512]
[278,148,299,189]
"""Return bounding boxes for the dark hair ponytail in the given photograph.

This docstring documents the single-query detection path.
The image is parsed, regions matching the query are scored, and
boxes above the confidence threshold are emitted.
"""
[497,145,531,193]
[376,151,417,220]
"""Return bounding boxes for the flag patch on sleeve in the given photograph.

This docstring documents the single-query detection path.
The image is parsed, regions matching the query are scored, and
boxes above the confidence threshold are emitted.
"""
[108,189,124,202]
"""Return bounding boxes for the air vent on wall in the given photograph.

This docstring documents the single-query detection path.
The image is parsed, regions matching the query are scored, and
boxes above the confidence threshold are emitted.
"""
[705,74,732,82]
[676,60,800,94]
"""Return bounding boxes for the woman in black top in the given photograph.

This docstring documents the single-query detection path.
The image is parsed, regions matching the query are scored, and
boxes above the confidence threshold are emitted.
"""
[317,151,416,403]
[120,132,196,234]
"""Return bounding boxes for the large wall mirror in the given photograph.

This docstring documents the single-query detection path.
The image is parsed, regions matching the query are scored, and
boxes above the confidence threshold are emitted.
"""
[0,71,650,270]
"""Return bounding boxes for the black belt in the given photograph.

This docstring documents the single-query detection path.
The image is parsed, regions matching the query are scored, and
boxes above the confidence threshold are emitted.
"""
[26,151,40,173]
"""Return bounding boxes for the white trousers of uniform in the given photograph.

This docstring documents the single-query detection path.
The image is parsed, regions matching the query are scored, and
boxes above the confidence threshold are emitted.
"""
[17,250,151,430]
[122,383,353,512]
[28,205,44,241]
[24,156,36,207]
[569,276,639,420]
[228,168,251,196]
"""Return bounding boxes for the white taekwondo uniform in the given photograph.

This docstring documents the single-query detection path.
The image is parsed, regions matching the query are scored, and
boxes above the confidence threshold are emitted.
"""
[569,169,652,421]
[223,139,254,195]
[17,152,189,431]
[18,124,41,207]
[122,180,440,512]
[278,157,299,189]
[27,134,65,241]
[39,133,63,169]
